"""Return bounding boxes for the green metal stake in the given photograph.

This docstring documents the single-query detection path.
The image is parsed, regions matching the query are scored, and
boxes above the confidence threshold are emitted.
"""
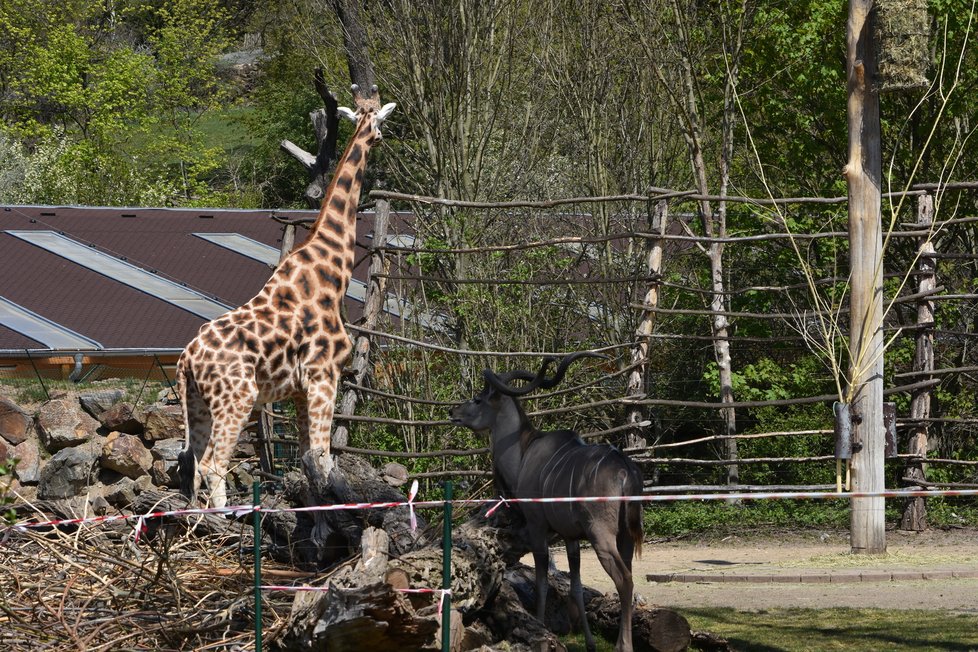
[441,480,453,652]
[253,480,262,651]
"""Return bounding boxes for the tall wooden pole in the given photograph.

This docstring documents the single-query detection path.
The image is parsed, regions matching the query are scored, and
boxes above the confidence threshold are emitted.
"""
[901,194,935,530]
[626,200,668,451]
[845,0,886,554]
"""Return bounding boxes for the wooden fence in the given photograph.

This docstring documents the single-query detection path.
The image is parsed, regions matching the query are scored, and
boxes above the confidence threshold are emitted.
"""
[248,181,975,529]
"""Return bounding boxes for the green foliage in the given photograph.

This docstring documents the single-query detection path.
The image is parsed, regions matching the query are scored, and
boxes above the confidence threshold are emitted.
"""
[645,501,851,538]
[0,0,237,206]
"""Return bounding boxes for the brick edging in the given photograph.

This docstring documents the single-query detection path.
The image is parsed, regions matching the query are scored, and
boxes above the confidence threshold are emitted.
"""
[646,569,978,584]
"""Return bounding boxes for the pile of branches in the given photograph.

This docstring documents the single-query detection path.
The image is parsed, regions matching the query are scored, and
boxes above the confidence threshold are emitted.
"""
[0,506,287,651]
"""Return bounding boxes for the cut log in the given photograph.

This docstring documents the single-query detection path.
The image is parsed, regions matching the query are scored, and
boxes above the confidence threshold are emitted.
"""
[276,581,439,651]
[588,594,690,652]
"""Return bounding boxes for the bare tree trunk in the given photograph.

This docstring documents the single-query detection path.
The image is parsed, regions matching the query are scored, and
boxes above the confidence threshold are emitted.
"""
[901,194,935,531]
[280,69,341,209]
[626,200,668,450]
[330,0,379,105]
[667,0,739,489]
[333,200,391,449]
[846,0,886,554]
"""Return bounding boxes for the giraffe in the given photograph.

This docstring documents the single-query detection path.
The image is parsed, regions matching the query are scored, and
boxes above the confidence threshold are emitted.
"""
[176,97,396,509]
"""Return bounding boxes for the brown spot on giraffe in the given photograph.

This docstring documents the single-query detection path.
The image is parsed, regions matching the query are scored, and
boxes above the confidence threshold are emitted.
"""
[176,100,396,508]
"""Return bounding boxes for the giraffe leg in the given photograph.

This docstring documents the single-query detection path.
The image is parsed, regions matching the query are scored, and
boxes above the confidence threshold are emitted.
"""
[199,384,258,509]
[178,366,211,503]
[303,373,340,478]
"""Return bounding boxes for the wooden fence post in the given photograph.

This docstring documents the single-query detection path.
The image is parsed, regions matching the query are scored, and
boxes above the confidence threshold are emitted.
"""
[846,0,886,554]
[625,200,667,451]
[901,193,935,530]
[333,200,391,449]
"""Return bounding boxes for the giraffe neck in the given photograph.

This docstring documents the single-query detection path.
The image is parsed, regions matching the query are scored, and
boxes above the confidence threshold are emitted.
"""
[309,118,374,244]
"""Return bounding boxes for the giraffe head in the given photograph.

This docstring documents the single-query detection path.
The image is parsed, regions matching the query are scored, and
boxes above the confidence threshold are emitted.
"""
[338,84,396,144]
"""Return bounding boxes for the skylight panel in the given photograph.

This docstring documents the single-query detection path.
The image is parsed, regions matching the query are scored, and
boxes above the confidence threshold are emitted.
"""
[0,296,102,350]
[6,230,231,320]
[192,233,279,266]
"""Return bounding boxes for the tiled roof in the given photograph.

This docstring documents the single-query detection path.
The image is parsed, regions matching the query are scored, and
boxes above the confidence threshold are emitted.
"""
[0,204,410,355]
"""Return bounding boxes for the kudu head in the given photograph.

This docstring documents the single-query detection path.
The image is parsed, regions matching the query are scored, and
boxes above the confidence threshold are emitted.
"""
[449,352,607,433]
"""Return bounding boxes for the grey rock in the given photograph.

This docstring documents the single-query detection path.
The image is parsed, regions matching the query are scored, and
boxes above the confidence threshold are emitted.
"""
[38,444,99,499]
[78,389,125,420]
[36,399,100,452]
[104,477,139,508]
[149,438,184,488]
[382,461,409,487]
[10,438,41,484]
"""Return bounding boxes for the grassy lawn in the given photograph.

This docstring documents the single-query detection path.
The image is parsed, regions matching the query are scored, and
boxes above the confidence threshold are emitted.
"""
[562,608,978,651]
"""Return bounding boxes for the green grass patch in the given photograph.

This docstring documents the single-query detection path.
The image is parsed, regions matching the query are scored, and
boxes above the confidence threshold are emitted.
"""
[197,105,257,155]
[560,608,978,651]
[683,607,978,651]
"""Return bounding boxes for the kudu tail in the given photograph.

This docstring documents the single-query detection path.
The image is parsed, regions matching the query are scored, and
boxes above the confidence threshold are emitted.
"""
[626,498,643,560]
[622,468,644,560]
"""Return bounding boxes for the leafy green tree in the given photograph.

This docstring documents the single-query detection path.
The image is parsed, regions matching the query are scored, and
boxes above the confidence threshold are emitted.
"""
[0,0,236,206]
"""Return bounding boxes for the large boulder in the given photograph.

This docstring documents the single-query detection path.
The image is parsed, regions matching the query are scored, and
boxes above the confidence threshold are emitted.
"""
[36,399,100,452]
[97,402,143,435]
[0,395,32,445]
[38,443,100,499]
[141,404,184,441]
[101,431,152,479]
[77,388,126,420]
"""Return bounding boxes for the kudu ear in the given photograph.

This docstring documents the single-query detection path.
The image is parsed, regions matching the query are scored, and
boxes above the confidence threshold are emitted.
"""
[337,106,358,123]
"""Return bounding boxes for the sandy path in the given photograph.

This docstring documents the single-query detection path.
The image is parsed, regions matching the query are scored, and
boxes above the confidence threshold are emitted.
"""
[525,528,978,613]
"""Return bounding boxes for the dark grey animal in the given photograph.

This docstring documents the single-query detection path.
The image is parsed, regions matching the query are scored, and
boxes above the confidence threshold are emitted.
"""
[450,352,643,652]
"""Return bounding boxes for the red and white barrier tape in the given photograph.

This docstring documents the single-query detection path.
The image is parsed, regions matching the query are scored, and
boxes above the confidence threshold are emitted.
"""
[5,488,978,540]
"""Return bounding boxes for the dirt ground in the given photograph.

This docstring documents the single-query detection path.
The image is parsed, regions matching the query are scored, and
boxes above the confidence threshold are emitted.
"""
[530,527,978,613]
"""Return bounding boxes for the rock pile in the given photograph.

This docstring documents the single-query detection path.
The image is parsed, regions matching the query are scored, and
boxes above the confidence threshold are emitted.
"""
[0,388,251,514]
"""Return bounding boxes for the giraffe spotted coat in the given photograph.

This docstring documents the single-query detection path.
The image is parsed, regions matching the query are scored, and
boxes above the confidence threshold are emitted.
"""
[177,102,395,507]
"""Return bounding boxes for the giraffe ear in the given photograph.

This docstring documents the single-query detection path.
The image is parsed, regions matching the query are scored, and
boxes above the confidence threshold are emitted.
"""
[376,102,397,124]
[337,106,358,123]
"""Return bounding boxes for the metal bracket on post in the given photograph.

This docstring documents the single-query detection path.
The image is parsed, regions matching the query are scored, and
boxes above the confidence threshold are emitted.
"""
[883,402,898,459]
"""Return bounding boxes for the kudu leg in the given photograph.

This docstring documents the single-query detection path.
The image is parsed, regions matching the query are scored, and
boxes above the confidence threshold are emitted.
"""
[530,541,551,624]
[566,540,596,652]
[592,535,634,652]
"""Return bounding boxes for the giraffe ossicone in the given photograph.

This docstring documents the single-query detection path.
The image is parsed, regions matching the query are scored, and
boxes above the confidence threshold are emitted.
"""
[176,100,395,509]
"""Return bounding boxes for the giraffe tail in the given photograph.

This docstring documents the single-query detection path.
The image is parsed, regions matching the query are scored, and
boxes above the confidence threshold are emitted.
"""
[176,361,198,501]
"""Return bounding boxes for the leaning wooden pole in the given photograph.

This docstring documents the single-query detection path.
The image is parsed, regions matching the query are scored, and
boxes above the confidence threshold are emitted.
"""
[333,200,391,448]
[845,0,886,554]
[901,194,936,530]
